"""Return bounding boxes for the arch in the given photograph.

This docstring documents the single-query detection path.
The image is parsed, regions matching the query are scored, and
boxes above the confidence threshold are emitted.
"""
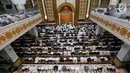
[60,5,72,12]
[58,2,75,13]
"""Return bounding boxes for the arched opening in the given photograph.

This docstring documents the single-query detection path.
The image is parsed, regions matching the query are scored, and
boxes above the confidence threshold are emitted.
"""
[58,3,75,25]
[60,5,72,12]
[58,3,75,13]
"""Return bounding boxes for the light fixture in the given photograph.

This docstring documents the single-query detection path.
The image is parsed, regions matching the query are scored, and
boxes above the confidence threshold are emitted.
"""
[45,15,47,20]
[86,14,89,18]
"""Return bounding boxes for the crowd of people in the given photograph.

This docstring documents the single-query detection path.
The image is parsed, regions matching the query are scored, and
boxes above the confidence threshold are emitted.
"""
[11,23,123,72]
[15,64,118,73]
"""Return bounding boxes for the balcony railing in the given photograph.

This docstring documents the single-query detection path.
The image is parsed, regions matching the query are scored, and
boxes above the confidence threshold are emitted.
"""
[0,14,42,50]
[90,11,130,45]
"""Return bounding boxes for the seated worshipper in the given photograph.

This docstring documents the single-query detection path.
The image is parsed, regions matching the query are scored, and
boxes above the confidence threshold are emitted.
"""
[62,47,66,51]
[66,46,72,51]
[64,51,68,56]
[70,66,75,72]
[53,52,61,56]
[58,65,62,71]
[66,56,70,62]
[82,51,86,56]
[99,57,108,63]
[97,65,103,72]
[67,51,71,56]
[37,66,42,71]
[48,57,53,63]
[40,66,45,71]
[42,51,48,56]
[29,65,37,72]
[84,66,89,72]
[21,65,30,72]
[72,57,77,63]
[90,51,100,55]
[78,51,83,55]
[87,57,92,63]
[80,57,84,63]
[48,65,53,71]
[71,52,76,56]
[53,66,58,71]
[90,56,98,63]
[52,57,56,63]
[45,58,49,63]
[71,46,75,52]
[105,51,111,55]
[107,66,116,72]
[50,52,54,56]
[40,58,46,63]
[66,65,71,71]
[69,57,73,62]
[74,47,80,53]
[60,56,64,62]
[62,66,67,72]
[75,66,80,72]
[55,57,60,64]
[77,56,80,62]
[35,57,40,63]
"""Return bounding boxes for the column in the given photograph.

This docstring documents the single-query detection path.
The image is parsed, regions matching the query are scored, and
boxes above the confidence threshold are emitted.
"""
[58,13,61,25]
[117,43,130,61]
[72,13,75,26]
[29,27,39,37]
[113,43,130,67]
[0,45,21,67]
[31,0,35,7]
[95,25,105,35]
[0,45,18,62]
[98,0,101,7]
[42,0,47,20]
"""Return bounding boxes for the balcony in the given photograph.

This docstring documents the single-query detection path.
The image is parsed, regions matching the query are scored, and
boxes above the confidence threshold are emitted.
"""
[90,11,130,45]
[0,14,42,50]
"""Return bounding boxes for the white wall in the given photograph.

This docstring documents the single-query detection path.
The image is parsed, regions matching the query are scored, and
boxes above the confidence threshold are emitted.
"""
[56,0,75,8]
[109,0,119,6]
[11,0,26,4]
[121,0,130,4]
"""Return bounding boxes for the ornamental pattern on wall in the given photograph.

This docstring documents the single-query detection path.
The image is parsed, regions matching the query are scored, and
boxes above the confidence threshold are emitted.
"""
[79,0,88,19]
[45,0,55,21]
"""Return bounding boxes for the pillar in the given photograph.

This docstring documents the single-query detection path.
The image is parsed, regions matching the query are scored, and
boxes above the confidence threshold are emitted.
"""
[95,25,105,35]
[113,43,130,67]
[0,45,21,67]
[42,0,47,20]
[31,0,35,7]
[58,13,61,25]
[72,13,75,26]
[98,0,101,7]
[29,27,39,37]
